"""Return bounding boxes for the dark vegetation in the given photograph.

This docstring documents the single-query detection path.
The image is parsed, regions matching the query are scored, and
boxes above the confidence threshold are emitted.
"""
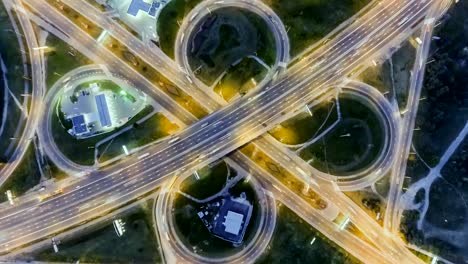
[299,96,385,176]
[157,0,203,58]
[173,177,260,257]
[401,4,468,262]
[263,0,371,56]
[35,205,161,263]
[413,2,468,166]
[0,4,27,157]
[188,8,275,85]
[405,156,431,183]
[0,145,41,202]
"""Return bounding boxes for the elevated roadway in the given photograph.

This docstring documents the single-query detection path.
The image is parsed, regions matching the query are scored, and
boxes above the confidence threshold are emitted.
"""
[38,0,399,190]
[0,0,441,263]
[0,0,44,188]
[384,0,452,233]
[232,150,393,264]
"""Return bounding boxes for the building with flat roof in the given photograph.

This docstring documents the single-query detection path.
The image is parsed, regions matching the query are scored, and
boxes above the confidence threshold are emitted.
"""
[127,0,151,16]
[61,79,148,139]
[99,0,171,43]
[224,211,244,235]
[71,115,88,135]
[211,193,253,244]
[95,94,112,127]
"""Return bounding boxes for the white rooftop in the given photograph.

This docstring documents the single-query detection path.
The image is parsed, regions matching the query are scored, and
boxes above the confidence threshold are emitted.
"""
[223,211,244,235]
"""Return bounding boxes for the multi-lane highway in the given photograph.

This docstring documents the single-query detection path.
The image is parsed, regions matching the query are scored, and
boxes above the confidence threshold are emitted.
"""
[3,0,434,248]
[0,0,44,188]
[0,0,451,262]
[384,0,452,234]
[232,151,392,264]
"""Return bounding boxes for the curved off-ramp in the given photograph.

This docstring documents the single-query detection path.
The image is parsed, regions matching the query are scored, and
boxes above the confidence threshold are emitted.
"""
[331,80,399,191]
[174,0,290,97]
[38,64,169,176]
[265,80,399,191]
[155,159,276,264]
[0,0,44,188]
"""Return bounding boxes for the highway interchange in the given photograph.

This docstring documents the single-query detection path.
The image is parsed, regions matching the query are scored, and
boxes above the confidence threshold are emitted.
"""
[0,0,454,263]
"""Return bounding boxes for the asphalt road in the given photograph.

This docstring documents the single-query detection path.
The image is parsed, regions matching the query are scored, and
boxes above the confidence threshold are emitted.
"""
[155,159,277,264]
[0,0,441,263]
[384,0,452,233]
[0,0,45,188]
[174,0,290,91]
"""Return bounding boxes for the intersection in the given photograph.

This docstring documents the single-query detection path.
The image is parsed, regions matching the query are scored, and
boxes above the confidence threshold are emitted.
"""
[0,0,455,263]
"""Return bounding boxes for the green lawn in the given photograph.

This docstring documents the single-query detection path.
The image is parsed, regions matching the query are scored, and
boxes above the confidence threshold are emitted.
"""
[358,41,415,108]
[214,57,268,101]
[358,62,392,94]
[0,145,41,203]
[43,158,69,181]
[263,0,371,56]
[270,99,338,145]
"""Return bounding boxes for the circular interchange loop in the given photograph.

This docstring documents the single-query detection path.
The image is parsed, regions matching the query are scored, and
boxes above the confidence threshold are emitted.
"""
[38,64,146,176]
[296,81,399,191]
[175,0,290,97]
[155,161,276,263]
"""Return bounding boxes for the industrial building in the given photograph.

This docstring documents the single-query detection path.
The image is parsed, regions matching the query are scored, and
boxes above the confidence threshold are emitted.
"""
[62,80,146,139]
[197,192,253,245]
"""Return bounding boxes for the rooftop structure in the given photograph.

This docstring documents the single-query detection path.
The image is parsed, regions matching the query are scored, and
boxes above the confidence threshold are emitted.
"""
[127,0,151,17]
[223,211,244,236]
[126,0,168,18]
[71,115,88,135]
[95,94,112,127]
[211,193,253,244]
[104,0,171,42]
[61,80,147,139]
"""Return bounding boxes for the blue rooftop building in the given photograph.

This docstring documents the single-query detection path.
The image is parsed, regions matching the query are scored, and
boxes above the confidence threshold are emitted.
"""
[211,194,253,244]
[95,94,112,127]
[71,115,88,135]
[127,0,151,16]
